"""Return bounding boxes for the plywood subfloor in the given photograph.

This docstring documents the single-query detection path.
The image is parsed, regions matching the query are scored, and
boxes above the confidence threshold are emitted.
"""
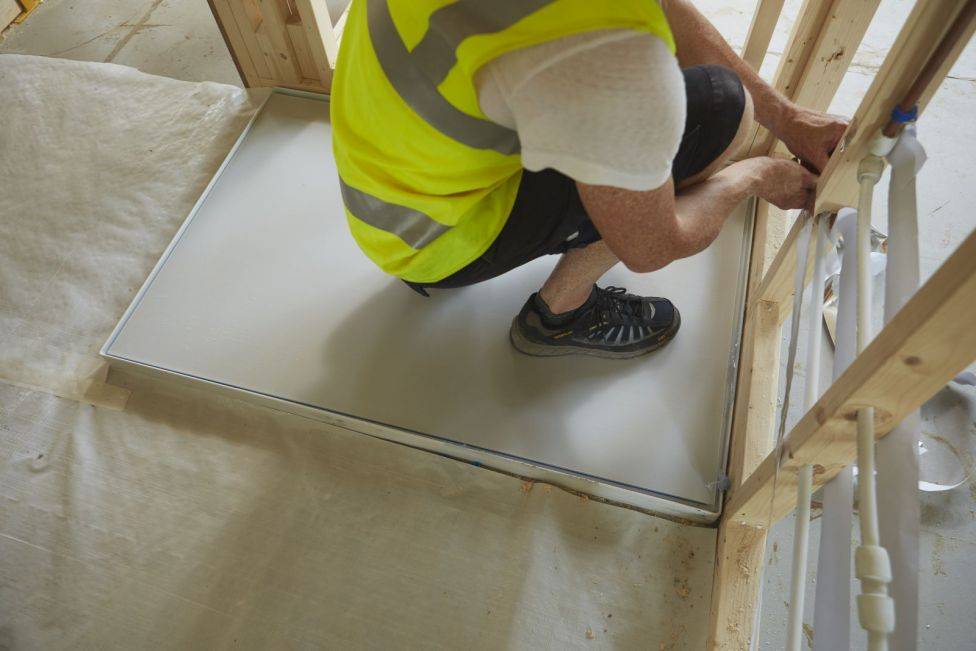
[104,91,751,515]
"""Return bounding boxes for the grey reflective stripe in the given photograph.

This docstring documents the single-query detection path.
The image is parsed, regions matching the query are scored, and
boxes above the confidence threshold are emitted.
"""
[340,178,449,249]
[367,0,521,155]
[410,0,555,86]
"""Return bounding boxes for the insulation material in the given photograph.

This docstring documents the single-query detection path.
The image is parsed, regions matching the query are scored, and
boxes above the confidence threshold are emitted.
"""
[0,55,715,648]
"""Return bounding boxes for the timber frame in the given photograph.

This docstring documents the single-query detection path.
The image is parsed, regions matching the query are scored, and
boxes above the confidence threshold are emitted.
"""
[207,0,349,93]
[205,1,976,647]
[709,0,976,647]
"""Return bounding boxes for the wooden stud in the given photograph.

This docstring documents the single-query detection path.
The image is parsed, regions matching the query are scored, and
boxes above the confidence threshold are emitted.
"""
[741,0,787,71]
[207,0,259,85]
[726,227,976,525]
[746,0,880,158]
[707,201,788,647]
[707,521,769,649]
[254,0,302,84]
[293,0,335,85]
[817,0,976,212]
[286,12,319,80]
[752,210,816,324]
[744,0,834,158]
[216,0,275,82]
[332,1,351,49]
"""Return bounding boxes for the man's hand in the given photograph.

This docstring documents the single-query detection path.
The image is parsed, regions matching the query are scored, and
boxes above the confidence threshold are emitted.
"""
[775,104,848,173]
[740,156,819,211]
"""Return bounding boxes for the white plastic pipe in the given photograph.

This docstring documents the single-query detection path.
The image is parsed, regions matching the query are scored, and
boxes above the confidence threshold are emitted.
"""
[786,216,828,651]
[787,463,814,651]
[855,153,894,651]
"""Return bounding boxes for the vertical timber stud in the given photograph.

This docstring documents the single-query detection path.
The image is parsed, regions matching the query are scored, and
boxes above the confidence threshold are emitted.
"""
[707,207,786,648]
[710,0,881,645]
[745,0,881,159]
[739,0,882,326]
[743,0,834,158]
[741,0,787,70]
[207,0,342,93]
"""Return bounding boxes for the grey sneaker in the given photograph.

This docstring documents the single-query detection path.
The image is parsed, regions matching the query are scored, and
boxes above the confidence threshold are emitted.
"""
[509,285,680,359]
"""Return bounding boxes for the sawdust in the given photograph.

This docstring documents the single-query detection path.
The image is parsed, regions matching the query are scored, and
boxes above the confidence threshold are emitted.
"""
[673,577,691,599]
[520,480,534,493]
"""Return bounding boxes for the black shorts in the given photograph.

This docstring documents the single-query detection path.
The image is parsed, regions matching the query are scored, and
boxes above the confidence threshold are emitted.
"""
[411,64,746,292]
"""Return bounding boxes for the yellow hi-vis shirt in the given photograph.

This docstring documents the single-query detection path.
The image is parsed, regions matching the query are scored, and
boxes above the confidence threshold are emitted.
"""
[331,0,675,283]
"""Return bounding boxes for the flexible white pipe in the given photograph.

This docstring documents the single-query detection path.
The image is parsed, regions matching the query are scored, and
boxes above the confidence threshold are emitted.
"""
[855,153,894,651]
[786,216,828,651]
[787,462,814,651]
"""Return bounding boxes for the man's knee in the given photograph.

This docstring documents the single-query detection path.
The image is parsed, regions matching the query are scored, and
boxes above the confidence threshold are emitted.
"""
[675,65,751,186]
[700,64,751,149]
[701,65,746,119]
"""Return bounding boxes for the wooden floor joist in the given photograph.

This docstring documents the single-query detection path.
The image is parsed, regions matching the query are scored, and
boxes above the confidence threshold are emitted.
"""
[726,227,976,526]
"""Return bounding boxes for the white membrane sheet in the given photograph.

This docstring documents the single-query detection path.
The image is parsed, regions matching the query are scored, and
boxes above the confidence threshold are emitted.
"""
[104,91,751,513]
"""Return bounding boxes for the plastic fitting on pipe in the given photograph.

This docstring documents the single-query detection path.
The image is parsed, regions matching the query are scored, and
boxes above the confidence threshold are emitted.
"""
[869,134,898,158]
[856,545,893,583]
[858,154,886,184]
[857,593,896,640]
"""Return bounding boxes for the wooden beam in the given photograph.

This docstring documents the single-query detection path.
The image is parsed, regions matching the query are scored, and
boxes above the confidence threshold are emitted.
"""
[744,0,834,157]
[750,210,818,324]
[254,0,302,84]
[727,202,789,490]
[725,227,976,525]
[741,0,786,71]
[707,200,788,647]
[332,1,351,49]
[770,0,883,156]
[817,0,976,212]
[293,0,335,85]
[707,521,768,649]
[746,0,881,158]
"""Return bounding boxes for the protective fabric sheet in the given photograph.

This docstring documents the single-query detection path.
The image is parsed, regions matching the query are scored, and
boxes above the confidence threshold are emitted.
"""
[0,54,266,395]
[0,55,716,649]
[877,125,927,651]
[812,209,858,651]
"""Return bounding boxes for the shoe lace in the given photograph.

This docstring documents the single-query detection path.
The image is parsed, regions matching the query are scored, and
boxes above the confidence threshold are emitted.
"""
[592,286,652,326]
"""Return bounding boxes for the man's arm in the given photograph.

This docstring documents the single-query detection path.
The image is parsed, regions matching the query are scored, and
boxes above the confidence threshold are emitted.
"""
[578,157,817,273]
[662,0,847,172]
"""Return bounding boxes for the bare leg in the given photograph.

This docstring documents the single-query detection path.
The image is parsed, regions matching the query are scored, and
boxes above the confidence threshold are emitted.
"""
[538,90,754,315]
[538,241,618,313]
